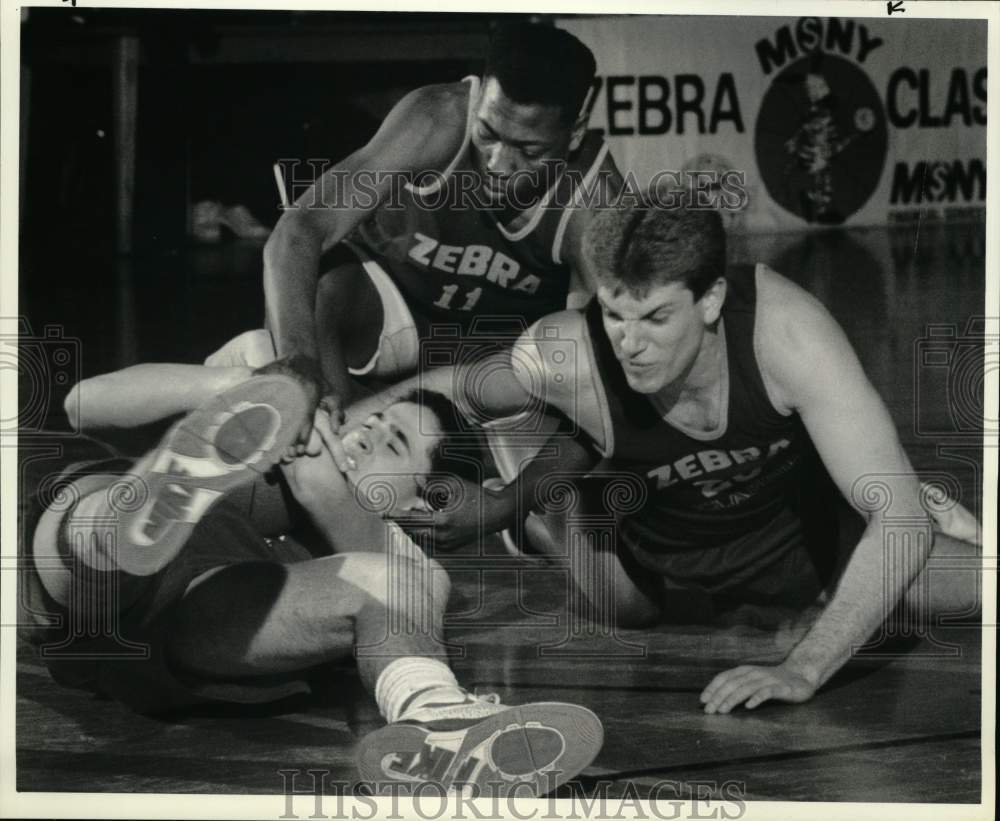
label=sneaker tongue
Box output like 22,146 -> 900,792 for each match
402,685 -> 470,715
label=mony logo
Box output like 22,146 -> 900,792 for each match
755,52 -> 887,224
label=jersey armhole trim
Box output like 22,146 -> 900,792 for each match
552,141 -> 610,266
580,315 -> 614,458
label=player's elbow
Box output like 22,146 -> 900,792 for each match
63,375 -> 113,431
866,505 -> 935,564
425,556 -> 452,605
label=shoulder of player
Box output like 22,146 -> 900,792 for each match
513,310 -> 590,396
753,263 -> 853,405
400,81 -> 469,125
373,82 -> 468,165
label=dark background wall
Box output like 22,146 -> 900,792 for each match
19,8 -> 514,254
17,8 -> 525,432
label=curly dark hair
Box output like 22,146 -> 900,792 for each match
483,22 -> 597,124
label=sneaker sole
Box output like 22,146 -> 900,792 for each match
356,702 -> 603,798
113,374 -> 310,576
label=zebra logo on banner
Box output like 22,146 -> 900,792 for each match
755,52 -> 888,224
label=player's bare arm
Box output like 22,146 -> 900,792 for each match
263,83 -> 468,399
701,266 -> 933,713
430,310 -> 608,548
65,364 -> 252,430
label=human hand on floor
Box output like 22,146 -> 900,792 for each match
699,662 -> 818,714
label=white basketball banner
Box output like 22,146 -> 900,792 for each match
558,15 -> 987,231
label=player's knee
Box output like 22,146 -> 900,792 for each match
204,329 -> 275,368
424,556 -> 452,605
63,382 -> 83,430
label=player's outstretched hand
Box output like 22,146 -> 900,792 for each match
699,663 -> 818,714
251,354 -> 354,466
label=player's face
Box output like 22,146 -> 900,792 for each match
598,281 -> 719,395
340,401 -> 443,513
470,76 -> 576,208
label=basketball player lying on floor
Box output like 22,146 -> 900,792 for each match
19,360 -> 603,796
212,23 -> 620,456
364,202 -> 984,715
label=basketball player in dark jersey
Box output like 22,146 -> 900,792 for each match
214,23 -> 621,465
20,365 -> 605,795
371,203 -> 982,713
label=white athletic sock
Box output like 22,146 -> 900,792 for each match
374,657 -> 464,723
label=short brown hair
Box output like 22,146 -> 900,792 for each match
584,202 -> 726,300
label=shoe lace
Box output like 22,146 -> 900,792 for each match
408,690 -> 504,721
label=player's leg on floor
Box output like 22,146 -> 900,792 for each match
165,543 -> 603,797
53,371 -> 312,578
204,328 -> 278,369
902,530 -> 982,621
164,550 -> 450,680
344,546 -> 604,797
539,479 -> 662,629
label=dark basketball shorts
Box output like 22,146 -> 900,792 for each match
617,506 -> 835,625
566,471 -> 850,625
17,435 -> 317,714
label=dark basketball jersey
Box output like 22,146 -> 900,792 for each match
586,264 -> 814,551
352,76 -> 614,336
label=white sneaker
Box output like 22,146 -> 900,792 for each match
112,372 -> 311,576
356,691 -> 603,798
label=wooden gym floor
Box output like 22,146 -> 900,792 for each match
14,222 -> 988,802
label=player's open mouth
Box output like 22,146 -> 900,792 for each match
341,427 -> 374,465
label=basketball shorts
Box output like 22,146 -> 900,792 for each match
564,471 -> 850,625
18,436 -> 319,714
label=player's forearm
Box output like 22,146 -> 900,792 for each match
488,429 -> 598,535
263,212 -> 325,363
65,364 -> 250,429
782,516 -> 932,688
